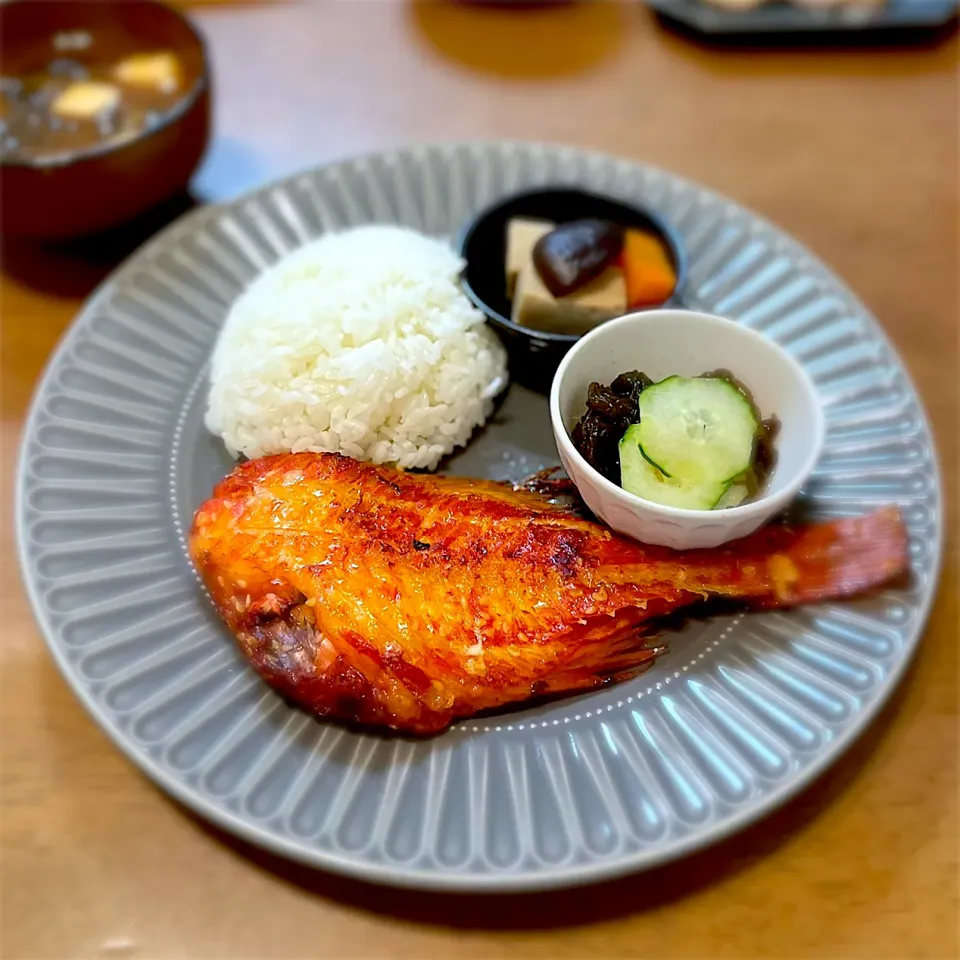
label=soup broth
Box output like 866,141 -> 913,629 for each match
1,28 -> 202,164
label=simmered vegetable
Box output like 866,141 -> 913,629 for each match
504,215 -> 677,335
532,219 -> 624,298
621,228 -> 677,308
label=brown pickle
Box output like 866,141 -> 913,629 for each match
571,370 -> 779,505
532,219 -> 624,298
571,371 -> 650,484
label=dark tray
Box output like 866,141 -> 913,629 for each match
643,0 -> 958,35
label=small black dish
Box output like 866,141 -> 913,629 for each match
458,187 -> 687,394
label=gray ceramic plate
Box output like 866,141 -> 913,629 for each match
17,142 -> 942,891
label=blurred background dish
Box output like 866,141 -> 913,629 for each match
0,0 -> 209,240
643,0 -> 958,34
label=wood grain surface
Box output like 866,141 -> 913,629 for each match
2,3 -> 957,958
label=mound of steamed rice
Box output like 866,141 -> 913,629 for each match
204,225 -> 508,470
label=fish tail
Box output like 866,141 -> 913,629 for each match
597,507 -> 910,609
747,506 -> 909,606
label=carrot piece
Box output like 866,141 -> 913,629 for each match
622,229 -> 677,307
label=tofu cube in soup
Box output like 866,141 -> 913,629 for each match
114,52 -> 181,93
51,81 -> 121,121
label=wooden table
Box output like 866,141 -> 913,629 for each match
2,3 -> 957,957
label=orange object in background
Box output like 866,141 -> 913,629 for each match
622,228 -> 678,307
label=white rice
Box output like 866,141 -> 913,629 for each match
204,225 -> 508,470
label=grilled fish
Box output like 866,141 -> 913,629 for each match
189,453 -> 908,734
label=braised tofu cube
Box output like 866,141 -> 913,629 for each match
511,260 -> 627,336
505,217 -> 554,299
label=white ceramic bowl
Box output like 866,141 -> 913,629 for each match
550,309 -> 826,550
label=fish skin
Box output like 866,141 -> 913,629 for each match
189,453 -> 908,734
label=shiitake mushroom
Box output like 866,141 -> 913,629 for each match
532,219 -> 624,297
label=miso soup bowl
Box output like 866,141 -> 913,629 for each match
0,0 -> 210,240
549,309 -> 826,550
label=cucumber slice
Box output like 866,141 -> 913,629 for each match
619,425 -> 726,510
636,376 -> 759,484
714,481 -> 749,510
